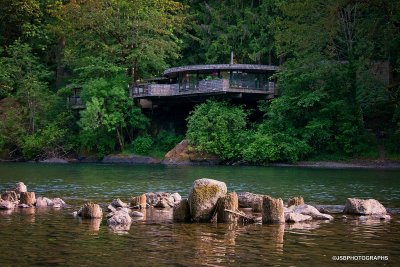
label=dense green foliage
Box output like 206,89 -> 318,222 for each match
0,0 -> 399,162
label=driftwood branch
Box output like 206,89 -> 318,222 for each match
224,209 -> 261,224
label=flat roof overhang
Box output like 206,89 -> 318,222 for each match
163,64 -> 279,78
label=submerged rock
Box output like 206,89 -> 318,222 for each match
237,192 -> 263,212
39,157 -> 68,164
79,202 -> 103,219
107,209 -> 132,226
359,214 -> 391,221
173,199 -> 191,222
262,196 -> 285,224
188,178 -> 227,222
20,192 -> 36,206
287,196 -> 304,207
343,198 -> 387,215
0,199 -> 15,209
292,204 -> 333,220
51,198 -> 66,208
131,211 -> 144,217
1,191 -> 18,202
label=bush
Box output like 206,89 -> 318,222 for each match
186,100 -> 248,160
132,134 -> 153,154
154,130 -> 182,152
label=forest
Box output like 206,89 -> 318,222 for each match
0,0 -> 399,163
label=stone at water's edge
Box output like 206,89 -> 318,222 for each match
13,182 -> 27,195
292,204 -> 333,220
130,194 -> 147,209
145,192 -> 179,208
20,192 -> 36,206
111,198 -> 127,208
188,178 -> 227,222
80,202 -> 103,219
343,198 -> 387,215
51,198 -> 66,208
237,192 -> 263,212
35,197 -> 53,207
132,211 -> 144,217
359,214 -> 391,221
173,199 -> 191,222
285,212 -> 312,223
163,140 -> 221,165
287,196 -> 304,207
1,191 -> 18,202
107,209 -> 132,226
262,196 -> 285,224
0,199 -> 15,209
217,192 -> 239,223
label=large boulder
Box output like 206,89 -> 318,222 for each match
237,192 -> 263,212
173,199 -> 191,222
188,178 -> 227,222
343,198 -> 387,215
285,212 -> 312,223
79,202 -> 103,219
1,191 -> 18,202
262,196 -> 285,224
292,204 -> 333,220
107,209 -> 132,227
20,192 -> 36,206
163,140 -> 221,165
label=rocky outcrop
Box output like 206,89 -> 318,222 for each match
173,199 -> 191,222
188,178 -> 227,222
287,196 -> 304,207
262,196 -> 285,224
20,192 -> 36,206
163,140 -> 221,165
1,191 -> 18,202
79,202 -> 103,219
102,154 -> 160,164
343,198 -> 387,215
237,192 -> 263,212
291,204 -> 333,220
217,192 -> 239,223
130,194 -> 147,209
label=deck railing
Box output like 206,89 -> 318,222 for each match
130,78 -> 276,98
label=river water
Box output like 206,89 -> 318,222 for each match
0,163 -> 399,266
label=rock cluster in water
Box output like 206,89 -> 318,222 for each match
0,182 -> 66,210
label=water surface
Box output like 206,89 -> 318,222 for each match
0,163 -> 399,266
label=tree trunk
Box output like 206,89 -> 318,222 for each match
262,196 -> 284,224
55,37 -> 66,88
217,192 -> 239,223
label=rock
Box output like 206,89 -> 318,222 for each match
107,209 -> 132,226
171,192 -> 182,204
359,214 -> 391,221
163,140 -> 221,165
20,192 -> 36,206
130,194 -> 147,209
154,198 -> 171,209
285,212 -> 312,223
188,178 -> 227,222
217,192 -> 239,223
145,192 -> 175,207
18,204 -> 30,208
292,204 -> 334,220
39,157 -> 68,164
173,199 -> 191,222
131,211 -> 144,217
314,205 -> 345,214
0,200 -> 15,209
237,192 -> 263,212
102,154 -> 160,164
1,191 -> 18,202
35,197 -> 53,207
107,204 -> 117,213
287,196 -> 304,207
111,198 -> 127,208
80,202 -> 103,219
262,196 -> 285,224
13,182 -> 27,195
343,198 -> 387,215
51,198 -> 66,208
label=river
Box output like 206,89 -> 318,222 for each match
0,163 -> 399,266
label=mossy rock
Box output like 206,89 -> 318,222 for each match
188,178 -> 227,222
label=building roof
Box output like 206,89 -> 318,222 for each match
163,64 -> 279,77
